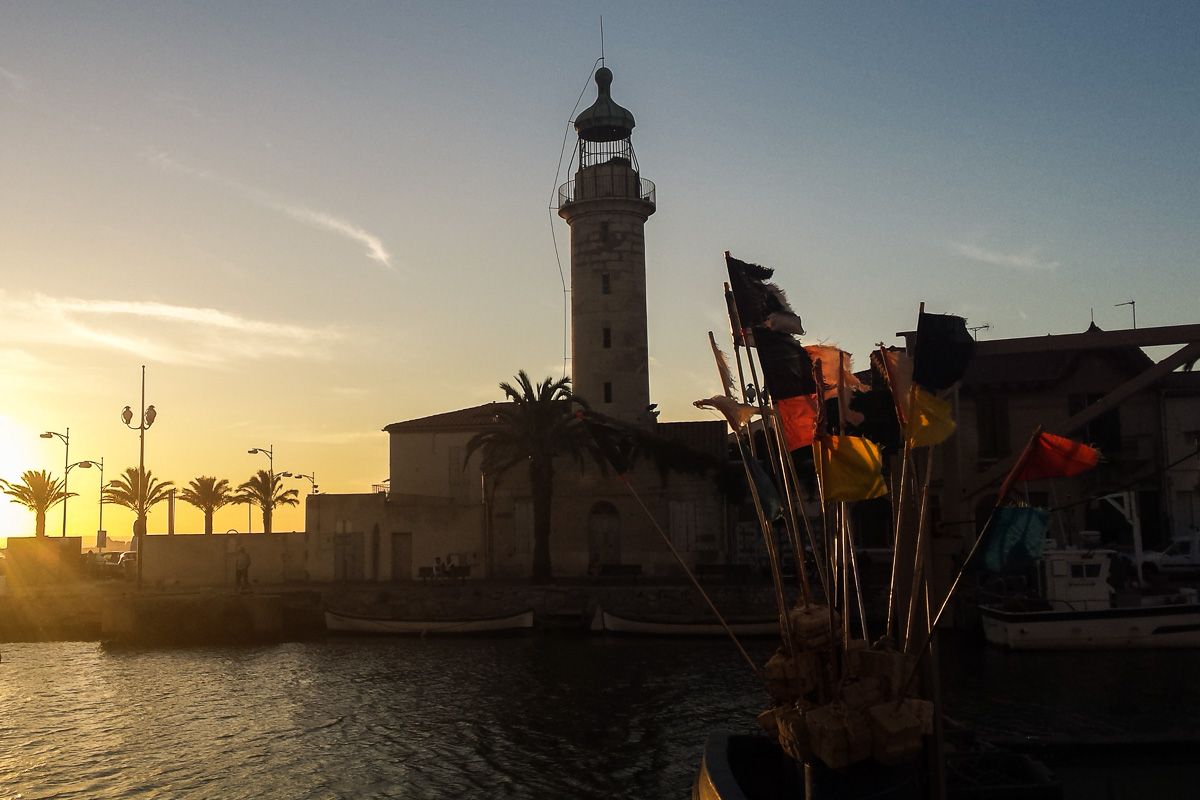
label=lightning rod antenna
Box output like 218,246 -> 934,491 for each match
600,16 -> 605,66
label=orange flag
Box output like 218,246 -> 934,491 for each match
777,394 -> 820,450
1013,432 -> 1101,482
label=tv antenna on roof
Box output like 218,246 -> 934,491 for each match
968,323 -> 991,340
1115,299 -> 1136,329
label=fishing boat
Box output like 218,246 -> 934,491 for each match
979,546 -> 1200,650
590,606 -> 779,637
323,607 -> 535,635
694,732 -> 1062,799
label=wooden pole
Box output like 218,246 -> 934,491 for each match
617,473 -> 763,677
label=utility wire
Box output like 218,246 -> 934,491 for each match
548,57 -> 603,380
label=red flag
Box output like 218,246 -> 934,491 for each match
776,394 -> 820,451
1013,432 -> 1100,482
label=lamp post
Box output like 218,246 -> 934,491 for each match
67,458 -> 103,547
121,366 -> 157,589
248,445 -> 274,533
280,471 -> 318,494
39,428 -> 69,536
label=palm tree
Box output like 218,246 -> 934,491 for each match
1,470 -> 73,537
103,467 -> 174,538
236,470 -> 298,535
179,476 -> 235,535
465,371 -> 600,583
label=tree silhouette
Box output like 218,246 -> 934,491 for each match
1,470 -> 73,537
465,371 -> 600,582
179,476 -> 235,535
103,467 -> 174,538
236,470 -> 298,535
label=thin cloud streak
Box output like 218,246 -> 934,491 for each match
0,291 -> 342,368
145,150 -> 393,269
948,241 -> 1060,272
0,66 -> 30,94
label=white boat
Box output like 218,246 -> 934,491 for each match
324,607 -> 535,635
979,547 -> 1200,650
590,606 -> 779,637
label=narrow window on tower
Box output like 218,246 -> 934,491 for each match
600,221 -> 610,242
602,326 -> 612,349
603,382 -> 613,404
601,272 -> 611,294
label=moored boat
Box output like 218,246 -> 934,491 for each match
979,547 -> 1200,650
590,606 -> 779,637
324,607 -> 535,635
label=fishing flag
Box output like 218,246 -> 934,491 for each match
708,331 -> 736,399
1012,432 -> 1101,482
725,253 -> 804,344
912,311 -> 975,392
872,347 -> 914,424
903,386 -> 956,448
776,394 -> 820,451
815,435 -> 888,502
755,328 -> 818,400
694,396 -> 759,431
747,459 -> 784,521
980,507 -> 1050,572
805,345 -> 868,400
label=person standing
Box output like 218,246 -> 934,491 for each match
235,545 -> 251,591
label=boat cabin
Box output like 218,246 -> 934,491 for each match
1038,547 -> 1113,611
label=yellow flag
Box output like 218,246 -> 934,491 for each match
904,386 -> 956,448
816,435 -> 888,502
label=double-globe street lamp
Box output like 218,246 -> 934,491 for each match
280,471 -> 318,494
39,428 -> 69,536
121,366 -> 157,589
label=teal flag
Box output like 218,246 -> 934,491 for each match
981,507 -> 1049,572
748,460 -> 783,522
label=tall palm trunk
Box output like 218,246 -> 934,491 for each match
204,511 -> 214,535
35,510 -> 46,537
262,508 -> 272,535
530,458 -> 554,583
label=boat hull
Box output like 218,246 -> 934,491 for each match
980,603 -> 1200,650
324,608 -> 535,635
591,607 -> 778,637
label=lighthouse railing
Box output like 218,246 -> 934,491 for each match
558,176 -> 655,208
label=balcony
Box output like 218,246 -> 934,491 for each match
558,175 -> 655,208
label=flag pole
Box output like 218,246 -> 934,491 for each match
878,345 -> 910,641
615,472 -> 763,677
896,426 -> 1044,697
724,282 -> 759,460
724,280 -> 811,602
836,350 -> 870,641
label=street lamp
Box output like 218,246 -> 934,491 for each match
121,366 -> 157,589
40,428 -> 69,536
248,445 -> 274,534
69,458 -> 104,548
280,471 -> 318,494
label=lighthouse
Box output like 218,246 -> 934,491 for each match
557,66 -> 656,423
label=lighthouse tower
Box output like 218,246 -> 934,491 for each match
558,66 -> 656,423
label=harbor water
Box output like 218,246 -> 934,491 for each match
1,634 -> 1197,799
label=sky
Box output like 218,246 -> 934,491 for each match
1,1 -> 1197,541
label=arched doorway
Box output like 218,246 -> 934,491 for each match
588,501 -> 621,573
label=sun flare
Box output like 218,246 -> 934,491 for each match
0,415 -> 40,538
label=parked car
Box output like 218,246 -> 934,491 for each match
1143,532 -> 1200,575
116,551 -> 137,579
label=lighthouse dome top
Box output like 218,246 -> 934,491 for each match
574,67 -> 636,143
